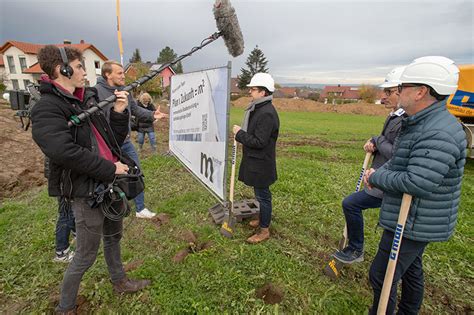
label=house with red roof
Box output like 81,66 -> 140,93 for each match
274,87 -> 298,98
320,85 -> 361,104
124,62 -> 175,88
0,40 -> 108,90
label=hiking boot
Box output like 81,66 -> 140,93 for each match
246,228 -> 270,244
113,277 -> 151,294
53,247 -> 74,263
136,208 -> 156,219
249,219 -> 260,228
333,246 -> 364,264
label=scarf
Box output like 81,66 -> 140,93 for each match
241,95 -> 273,131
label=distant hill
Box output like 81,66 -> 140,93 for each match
280,83 -> 361,90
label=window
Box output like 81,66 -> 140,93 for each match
23,79 -> 31,88
19,56 -> 28,72
94,60 -> 101,69
7,56 -> 16,74
12,79 -> 19,90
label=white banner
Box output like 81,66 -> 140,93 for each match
169,64 -> 230,201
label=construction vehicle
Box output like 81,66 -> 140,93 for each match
447,64 -> 474,158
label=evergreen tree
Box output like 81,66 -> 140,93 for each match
238,45 -> 269,90
157,46 -> 183,74
129,48 -> 142,63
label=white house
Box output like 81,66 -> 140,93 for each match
0,40 -> 108,90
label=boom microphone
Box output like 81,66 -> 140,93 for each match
213,0 -> 245,57
68,0 -> 245,127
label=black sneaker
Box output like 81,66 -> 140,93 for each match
53,247 -> 74,263
333,246 -> 364,264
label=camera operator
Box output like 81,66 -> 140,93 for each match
31,45 -> 151,314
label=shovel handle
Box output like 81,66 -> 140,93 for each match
377,193 -> 413,314
340,152 -> 373,250
229,139 -> 237,205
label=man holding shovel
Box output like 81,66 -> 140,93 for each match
332,66 -> 407,264
233,73 -> 280,244
364,56 -> 466,314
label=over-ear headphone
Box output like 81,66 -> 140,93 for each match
58,47 -> 74,79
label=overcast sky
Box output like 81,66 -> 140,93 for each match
1,0 -> 472,84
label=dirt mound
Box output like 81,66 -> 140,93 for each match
256,282 -> 285,304
232,97 -> 391,116
0,102 -> 46,201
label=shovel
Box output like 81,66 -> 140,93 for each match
220,139 -> 237,238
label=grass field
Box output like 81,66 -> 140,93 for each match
1,107 -> 473,313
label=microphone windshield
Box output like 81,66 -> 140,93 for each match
213,0 -> 244,57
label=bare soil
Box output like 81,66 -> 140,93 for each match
255,282 -> 285,305
0,101 -> 46,201
232,97 -> 391,116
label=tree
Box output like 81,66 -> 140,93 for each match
125,62 -> 162,97
129,48 -> 142,63
0,72 -> 9,93
157,46 -> 183,74
359,84 -> 379,103
237,45 -> 269,90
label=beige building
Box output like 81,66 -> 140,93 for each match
0,40 -> 108,90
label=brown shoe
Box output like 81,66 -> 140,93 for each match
249,219 -> 260,228
246,228 -> 270,244
113,277 -> 151,294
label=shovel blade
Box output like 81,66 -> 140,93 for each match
220,214 -> 236,238
323,258 -> 344,280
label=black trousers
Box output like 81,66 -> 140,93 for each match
369,230 -> 428,315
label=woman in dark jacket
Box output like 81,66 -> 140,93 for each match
233,73 -> 280,244
136,93 -> 157,152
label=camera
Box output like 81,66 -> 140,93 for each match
5,84 -> 41,130
9,89 -> 31,111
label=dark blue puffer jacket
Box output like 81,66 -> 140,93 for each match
369,100 -> 467,242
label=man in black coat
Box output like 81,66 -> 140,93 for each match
233,73 -> 280,244
31,46 -> 150,314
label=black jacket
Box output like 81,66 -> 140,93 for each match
136,101 -> 156,132
235,100 -> 280,188
31,81 -> 130,198
366,109 -> 405,198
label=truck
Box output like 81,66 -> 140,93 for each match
447,64 -> 474,158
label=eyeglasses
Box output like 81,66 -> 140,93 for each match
397,83 -> 424,93
383,88 -> 398,97
249,87 -> 259,92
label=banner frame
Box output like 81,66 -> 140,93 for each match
168,62 -> 232,204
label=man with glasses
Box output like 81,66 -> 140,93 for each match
233,73 -> 280,244
332,67 -> 406,264
364,56 -> 466,314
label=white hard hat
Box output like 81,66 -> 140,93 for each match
2,93 -> 9,101
247,73 -> 275,92
400,56 -> 459,95
380,66 -> 406,88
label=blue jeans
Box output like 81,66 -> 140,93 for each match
342,190 -> 382,251
369,230 -> 428,315
121,140 -> 145,212
254,187 -> 272,228
137,131 -> 156,151
55,197 -> 76,252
